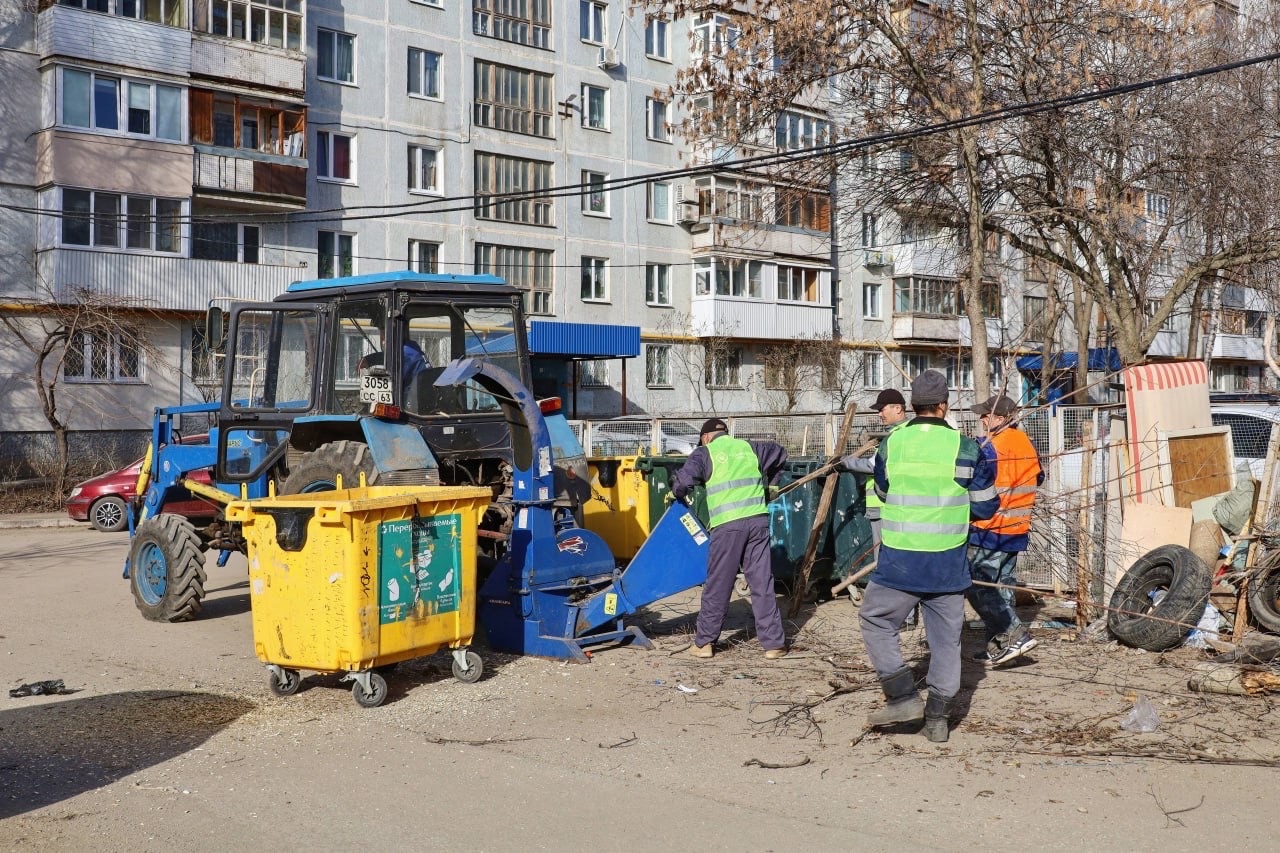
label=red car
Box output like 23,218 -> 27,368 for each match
66,438 -> 217,532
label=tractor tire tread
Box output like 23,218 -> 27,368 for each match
130,514 -> 206,623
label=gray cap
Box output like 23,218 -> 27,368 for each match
972,395 -> 1016,417
910,369 -> 950,406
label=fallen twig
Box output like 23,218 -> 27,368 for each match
1148,785 -> 1204,829
743,756 -> 811,769
848,726 -> 872,748
599,733 -> 638,749
1016,747 -> 1280,768
423,735 -> 538,746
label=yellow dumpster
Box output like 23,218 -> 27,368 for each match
225,484 -> 493,707
580,456 -> 651,560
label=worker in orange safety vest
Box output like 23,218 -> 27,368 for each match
967,394 -> 1044,668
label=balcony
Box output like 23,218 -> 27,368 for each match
37,5 -> 191,76
889,241 -> 956,278
690,219 -> 828,258
194,147 -> 306,208
892,314 -> 961,342
37,248 -> 306,313
190,34 -> 305,93
690,295 -> 832,340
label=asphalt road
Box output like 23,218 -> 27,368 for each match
2,526 -> 1276,851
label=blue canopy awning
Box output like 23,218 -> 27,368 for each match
1016,347 -> 1122,373
466,322 -> 640,359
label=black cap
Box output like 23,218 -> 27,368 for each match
972,395 -> 1016,417
700,417 -> 728,436
910,369 -> 950,406
870,388 -> 906,412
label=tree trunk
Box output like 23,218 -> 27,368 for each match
961,134 -> 991,401
1072,287 -> 1094,404
1201,272 -> 1224,374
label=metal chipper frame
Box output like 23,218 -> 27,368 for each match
435,358 -> 712,661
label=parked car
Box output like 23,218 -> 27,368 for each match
66,436 -> 216,532
589,420 -> 701,456
1210,405 -> 1280,481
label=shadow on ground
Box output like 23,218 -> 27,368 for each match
0,690 -> 255,818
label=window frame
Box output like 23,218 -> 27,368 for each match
409,239 -> 440,273
408,144 -> 442,195
581,170 -> 609,217
63,328 -> 144,385
579,358 -> 610,388
60,67 -> 184,142
472,0 -> 552,49
646,344 -> 672,387
863,351 -> 884,389
407,47 -> 442,100
317,230 -> 355,279
60,187 -> 182,254
645,17 -> 670,60
646,97 -> 671,143
581,83 -> 609,131
706,347 -> 743,389
580,256 -> 608,302
475,242 -> 554,314
647,181 -> 673,224
862,281 -> 882,320
473,60 -> 555,139
316,27 -> 356,85
579,0 -> 606,44
474,151 -> 554,226
316,130 -> 355,183
645,263 -> 672,306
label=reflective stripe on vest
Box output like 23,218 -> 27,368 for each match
705,436 -> 767,528
864,420 -> 907,518
971,427 -> 1041,537
880,423 -> 969,553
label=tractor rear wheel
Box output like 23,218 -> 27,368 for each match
281,441 -> 379,494
130,514 -> 207,622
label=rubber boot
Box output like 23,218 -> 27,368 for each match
867,667 -> 924,727
923,689 -> 955,743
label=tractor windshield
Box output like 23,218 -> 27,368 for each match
401,302 -> 523,417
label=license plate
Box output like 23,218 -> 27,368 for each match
359,374 -> 393,404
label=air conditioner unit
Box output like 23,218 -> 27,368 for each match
597,47 -> 620,69
864,250 -> 893,268
678,208 -> 700,225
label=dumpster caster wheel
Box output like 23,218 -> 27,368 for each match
352,672 -> 388,708
268,667 -> 301,697
451,650 -> 484,684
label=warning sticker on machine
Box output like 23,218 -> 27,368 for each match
378,514 -> 463,624
679,512 -> 709,546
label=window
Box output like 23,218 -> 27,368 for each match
61,188 -> 180,252
692,13 -> 740,56
474,152 -> 554,225
901,352 -> 931,388
645,17 -> 669,59
61,69 -> 183,141
317,28 -> 355,83
119,0 -> 187,27
692,257 -> 762,298
646,98 -> 670,142
1146,191 -> 1169,223
648,181 -> 672,223
1146,299 -> 1176,332
192,221 -> 259,263
779,266 -> 821,302
863,352 -> 884,389
580,359 -> 609,387
894,275 -> 957,316
317,230 -> 354,278
581,256 -> 607,300
581,84 -> 608,130
473,0 -> 551,49
710,178 -> 766,223
408,145 -> 441,194
409,240 -> 439,273
863,282 -> 882,319
474,60 -> 554,139
579,0 -> 605,43
1023,295 -> 1048,341
775,189 -> 830,231
316,131 -> 354,181
205,0 -> 300,48
776,111 -> 829,151
64,329 -> 142,383
646,263 -> 671,305
582,170 -> 608,215
861,212 -> 878,248
192,90 -> 305,156
408,48 -> 441,99
706,347 -> 742,388
646,344 -> 671,387
475,243 -> 553,314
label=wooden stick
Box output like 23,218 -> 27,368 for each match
830,560 -> 878,596
774,437 -> 877,498
1233,406 -> 1280,639
788,402 -> 858,617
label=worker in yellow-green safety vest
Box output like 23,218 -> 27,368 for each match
670,418 -> 790,661
841,388 -> 910,548
859,370 -> 999,744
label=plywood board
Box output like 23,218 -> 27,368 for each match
1123,361 -> 1210,502
1158,427 -> 1233,508
1112,500 -> 1192,591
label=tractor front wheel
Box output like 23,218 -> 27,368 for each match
130,514 -> 207,622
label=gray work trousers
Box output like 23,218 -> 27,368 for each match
859,580 -> 963,698
696,514 -> 786,650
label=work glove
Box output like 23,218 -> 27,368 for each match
663,491 -> 676,505
766,485 -> 781,501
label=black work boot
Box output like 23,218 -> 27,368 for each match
867,667 -> 924,727
923,689 -> 955,743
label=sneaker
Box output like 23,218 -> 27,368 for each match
688,643 -> 713,659
989,633 -> 1038,667
763,647 -> 788,660
972,650 -> 992,663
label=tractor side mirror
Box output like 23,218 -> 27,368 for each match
205,307 -> 227,353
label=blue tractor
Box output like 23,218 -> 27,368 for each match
127,272 -> 589,622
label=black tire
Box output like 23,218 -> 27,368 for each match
451,650 -> 484,683
89,495 -> 128,533
1247,556 -> 1280,633
281,440 -> 379,494
129,514 -> 207,622
352,671 -> 388,708
1107,545 -> 1211,651
269,668 -> 301,697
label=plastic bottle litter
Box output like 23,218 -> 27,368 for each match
1183,602 -> 1221,650
1119,695 -> 1160,733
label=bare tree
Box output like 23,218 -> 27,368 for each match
652,311 -> 741,415
1,279 -> 162,498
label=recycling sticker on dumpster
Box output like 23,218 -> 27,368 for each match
378,514 -> 463,624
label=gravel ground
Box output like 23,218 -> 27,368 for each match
2,527 -> 1278,850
